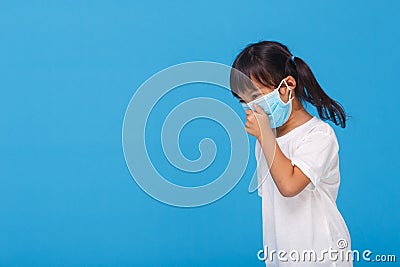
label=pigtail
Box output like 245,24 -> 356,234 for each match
293,56 -> 347,128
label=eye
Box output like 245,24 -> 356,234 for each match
252,93 -> 261,100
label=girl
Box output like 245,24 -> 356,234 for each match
230,41 -> 352,266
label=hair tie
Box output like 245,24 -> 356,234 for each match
291,55 -> 296,65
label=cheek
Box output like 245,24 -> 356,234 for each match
278,89 -> 291,103
280,94 -> 289,103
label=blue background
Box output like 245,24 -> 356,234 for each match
1,0 -> 399,266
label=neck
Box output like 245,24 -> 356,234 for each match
275,99 -> 313,138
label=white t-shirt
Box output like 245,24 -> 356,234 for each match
256,116 -> 352,267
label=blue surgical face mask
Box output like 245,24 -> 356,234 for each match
242,79 -> 294,128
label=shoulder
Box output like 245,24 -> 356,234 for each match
300,117 -> 339,150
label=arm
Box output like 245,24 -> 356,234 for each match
246,105 -> 311,197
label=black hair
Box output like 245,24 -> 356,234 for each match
230,41 -> 347,128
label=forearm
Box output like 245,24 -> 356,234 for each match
258,129 -> 308,197
244,105 -> 311,197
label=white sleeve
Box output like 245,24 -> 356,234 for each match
290,131 -> 339,190
255,140 -> 263,197
256,167 -> 265,197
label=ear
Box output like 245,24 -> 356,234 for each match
285,75 -> 296,90
278,75 -> 296,96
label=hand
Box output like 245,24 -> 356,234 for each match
245,104 -> 272,143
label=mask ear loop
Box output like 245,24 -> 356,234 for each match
282,79 -> 294,102
276,79 -> 285,91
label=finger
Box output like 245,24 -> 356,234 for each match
246,114 -> 255,122
245,109 -> 252,115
